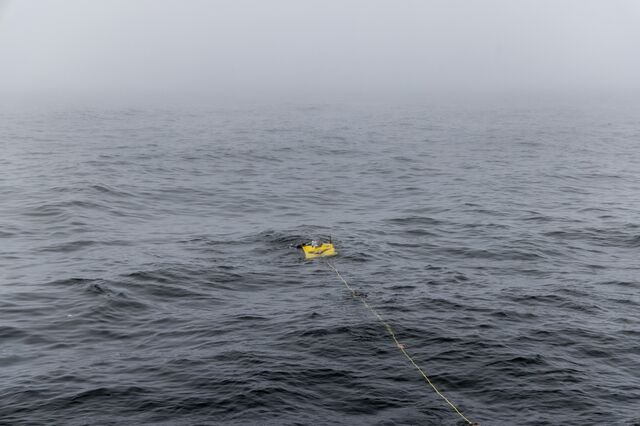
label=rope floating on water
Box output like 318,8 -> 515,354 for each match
325,260 -> 477,426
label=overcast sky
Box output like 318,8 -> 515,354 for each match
0,0 -> 639,97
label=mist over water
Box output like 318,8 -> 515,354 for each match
1,0 -> 640,95
1,97 -> 640,425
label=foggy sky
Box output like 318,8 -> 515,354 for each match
1,0 -> 639,97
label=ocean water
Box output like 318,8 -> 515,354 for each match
1,96 -> 639,425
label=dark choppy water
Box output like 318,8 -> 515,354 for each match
2,97 -> 640,425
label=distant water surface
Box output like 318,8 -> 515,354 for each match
1,96 -> 640,425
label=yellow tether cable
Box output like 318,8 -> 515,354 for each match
325,260 -> 477,426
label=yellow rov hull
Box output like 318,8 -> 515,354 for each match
301,243 -> 337,260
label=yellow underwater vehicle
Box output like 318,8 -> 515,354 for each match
299,238 -> 337,260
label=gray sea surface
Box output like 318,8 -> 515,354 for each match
1,96 -> 640,425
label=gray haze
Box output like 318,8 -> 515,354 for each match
1,0 -> 639,97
